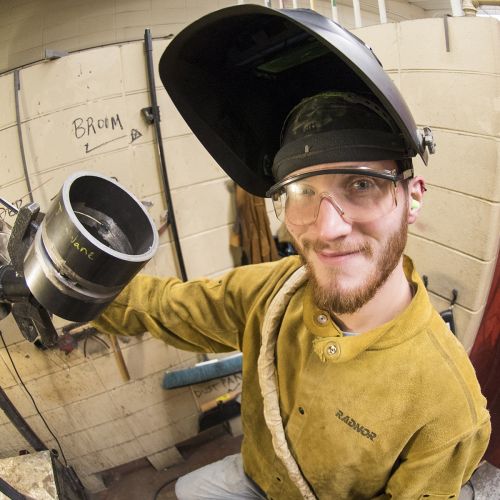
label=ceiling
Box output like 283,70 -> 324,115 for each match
406,0 -> 454,11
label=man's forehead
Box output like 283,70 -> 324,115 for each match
288,160 -> 398,178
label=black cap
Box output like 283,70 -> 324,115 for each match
273,91 -> 409,181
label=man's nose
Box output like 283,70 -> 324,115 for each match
314,196 -> 352,239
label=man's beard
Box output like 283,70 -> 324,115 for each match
295,213 -> 408,315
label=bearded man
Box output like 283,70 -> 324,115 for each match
92,6 -> 490,499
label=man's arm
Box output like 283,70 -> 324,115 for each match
92,273 -> 245,352
92,258 -> 300,353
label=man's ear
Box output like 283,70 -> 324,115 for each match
407,176 -> 426,224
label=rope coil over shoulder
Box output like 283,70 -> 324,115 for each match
257,265 -> 317,499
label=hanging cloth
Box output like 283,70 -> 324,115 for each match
232,185 -> 280,265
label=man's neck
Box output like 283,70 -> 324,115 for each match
333,258 -> 413,334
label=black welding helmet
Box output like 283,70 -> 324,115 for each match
159,5 -> 435,197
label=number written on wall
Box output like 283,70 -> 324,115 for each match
72,113 -> 143,153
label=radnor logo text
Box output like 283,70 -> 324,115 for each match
335,409 -> 377,441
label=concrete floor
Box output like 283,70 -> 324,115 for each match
471,461 -> 500,500
90,426 -> 243,500
90,431 -> 500,500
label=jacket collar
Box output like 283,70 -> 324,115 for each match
302,256 -> 434,363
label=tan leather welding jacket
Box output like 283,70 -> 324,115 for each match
93,256 -> 490,499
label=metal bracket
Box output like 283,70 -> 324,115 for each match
443,14 -> 452,52
422,126 -> 436,155
44,49 -> 69,60
7,202 -> 43,276
141,106 -> 160,124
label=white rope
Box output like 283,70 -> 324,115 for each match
257,266 -> 317,499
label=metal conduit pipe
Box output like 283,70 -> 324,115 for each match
352,0 -> 362,27
378,0 -> 388,23
331,1 -> 340,22
143,30 -> 188,282
14,70 -> 33,204
0,385 -> 47,451
450,0 -> 464,15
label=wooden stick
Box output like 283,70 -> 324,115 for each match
109,335 -> 130,382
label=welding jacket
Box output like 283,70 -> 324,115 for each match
93,255 -> 490,499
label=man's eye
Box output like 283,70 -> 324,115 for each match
289,184 -> 315,197
350,178 -> 375,192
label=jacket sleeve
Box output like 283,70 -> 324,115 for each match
91,259 -> 298,353
91,273 -> 247,352
373,415 -> 491,499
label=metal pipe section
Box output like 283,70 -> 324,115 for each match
143,29 -> 188,282
450,0 -> 464,15
0,476 -> 27,500
13,71 -> 33,204
23,172 -> 158,321
0,384 -> 47,451
0,197 -> 20,215
378,0 -> 388,23
352,0 -> 362,27
331,0 -> 340,22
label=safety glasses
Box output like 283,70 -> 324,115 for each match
266,166 -> 413,226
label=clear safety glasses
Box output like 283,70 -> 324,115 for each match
266,166 -> 413,226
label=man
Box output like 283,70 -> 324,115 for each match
93,6 -> 490,499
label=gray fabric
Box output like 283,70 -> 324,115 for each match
175,453 -> 266,499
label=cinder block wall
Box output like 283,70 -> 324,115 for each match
0,0 -> 498,494
0,38 -> 242,492
0,0 -> 426,73
354,17 -> 500,351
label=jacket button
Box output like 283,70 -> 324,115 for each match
315,313 -> 329,325
325,343 -> 338,357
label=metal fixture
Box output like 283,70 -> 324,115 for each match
44,49 -> 69,60
143,29 -> 188,282
22,171 -> 159,322
13,71 -> 33,204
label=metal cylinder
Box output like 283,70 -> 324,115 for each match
23,171 -> 158,322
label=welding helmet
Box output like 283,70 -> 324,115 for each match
159,5 -> 435,197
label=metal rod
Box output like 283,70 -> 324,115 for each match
13,70 -> 33,204
450,0 -> 464,15
143,29 -> 188,282
444,14 -> 451,52
352,0 -> 362,28
331,0 -> 339,22
0,197 -> 20,214
0,385 -> 48,451
0,476 -> 27,500
378,0 -> 388,23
